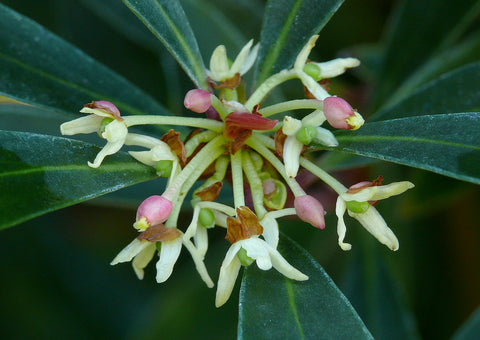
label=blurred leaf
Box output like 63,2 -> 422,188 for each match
382,30 -> 480,108
122,0 -> 208,90
373,0 -> 480,107
0,3 -> 169,117
238,234 -> 372,339
0,130 -> 157,229
314,113 -> 480,185
341,248 -> 420,340
254,0 -> 345,86
373,62 -> 480,121
452,305 -> 480,340
315,152 -> 378,172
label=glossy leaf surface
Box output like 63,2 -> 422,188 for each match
122,0 -> 208,89
0,3 -> 169,117
0,131 -> 157,229
238,235 -> 372,339
320,113 -> 480,185
254,0 -> 345,85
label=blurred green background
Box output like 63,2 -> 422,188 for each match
1,0 -> 479,339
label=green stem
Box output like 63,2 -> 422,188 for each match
210,95 -> 230,121
231,150 -> 245,208
299,158 -> 347,194
124,115 -> 223,133
259,99 -> 323,118
242,151 -> 267,218
184,130 -> 218,157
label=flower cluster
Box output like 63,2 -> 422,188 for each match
60,36 -> 413,307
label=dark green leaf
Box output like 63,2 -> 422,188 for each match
373,0 -> 480,107
0,3 -> 169,117
0,130 -> 157,229
238,234 -> 372,340
254,0 -> 345,86
373,62 -> 480,121
122,0 -> 208,89
341,247 -> 420,340
452,305 -> 480,340
320,113 -> 480,185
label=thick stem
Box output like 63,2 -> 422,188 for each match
124,115 -> 223,133
242,151 -> 267,218
259,99 -> 323,118
231,150 -> 245,208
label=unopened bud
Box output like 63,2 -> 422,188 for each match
323,97 -> 364,130
294,195 -> 325,229
134,195 -> 173,231
184,89 -> 211,113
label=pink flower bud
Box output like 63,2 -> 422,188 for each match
84,101 -> 122,121
135,195 -> 173,230
184,89 -> 211,113
323,97 -> 357,130
294,195 -> 325,229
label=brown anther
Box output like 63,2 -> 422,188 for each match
213,73 -> 241,90
230,129 -> 252,154
161,129 -> 187,167
274,129 -> 287,158
225,206 -> 263,244
195,181 -> 223,201
137,224 -> 181,243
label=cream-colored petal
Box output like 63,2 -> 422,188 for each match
314,127 -> 339,147
209,45 -> 229,81
124,133 -> 161,149
241,238 -> 272,271
283,135 -> 303,178
335,197 -> 352,251
155,237 -> 182,283
88,121 -> 127,168
80,107 -> 114,118
215,249 -> 242,307
316,58 -> 360,78
132,243 -> 156,280
184,205 -> 201,240
298,72 -> 330,100
214,211 -> 229,228
182,237 -> 214,288
282,116 -> 302,136
265,243 -> 308,281
128,150 -> 157,167
60,115 -> 103,135
342,181 -> 415,202
110,238 -> 151,265
240,43 -> 259,75
301,109 -> 326,127
194,225 -> 209,258
230,39 -> 253,77
294,35 -> 318,69
260,216 -> 279,248
348,206 -> 399,251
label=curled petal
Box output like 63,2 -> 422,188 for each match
348,206 -> 399,251
230,39 -> 254,76
241,238 -> 272,271
215,246 -> 242,307
156,237 -> 183,283
240,43 -> 259,75
282,116 -> 302,136
283,135 -> 303,178
110,238 -> 151,265
265,243 -> 308,281
315,127 -> 339,147
315,58 -> 360,78
132,243 -> 156,280
294,35 -> 318,69
88,120 -> 128,168
194,225 -> 209,258
342,181 -> 415,202
260,216 -> 279,248
182,237 -> 214,288
335,197 -> 352,251
60,115 -> 103,135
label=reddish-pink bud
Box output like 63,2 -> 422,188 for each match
184,89 -> 211,113
323,97 -> 355,129
84,100 -> 122,120
136,195 -> 173,227
294,195 -> 325,229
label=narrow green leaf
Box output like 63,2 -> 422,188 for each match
0,130 -> 157,229
319,113 -> 480,185
238,235 -> 372,339
122,0 -> 208,89
0,3 -> 170,117
373,62 -> 480,121
452,305 -> 480,340
373,0 -> 480,107
254,0 -> 345,86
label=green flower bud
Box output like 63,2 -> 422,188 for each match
303,63 -> 322,81
237,248 -> 254,266
295,125 -> 317,145
346,200 -> 370,214
97,117 -> 114,137
199,208 -> 215,227
156,160 -> 173,177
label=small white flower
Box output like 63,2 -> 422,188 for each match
208,39 -> 259,82
335,179 -> 415,251
215,236 -> 308,307
60,101 -> 128,168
